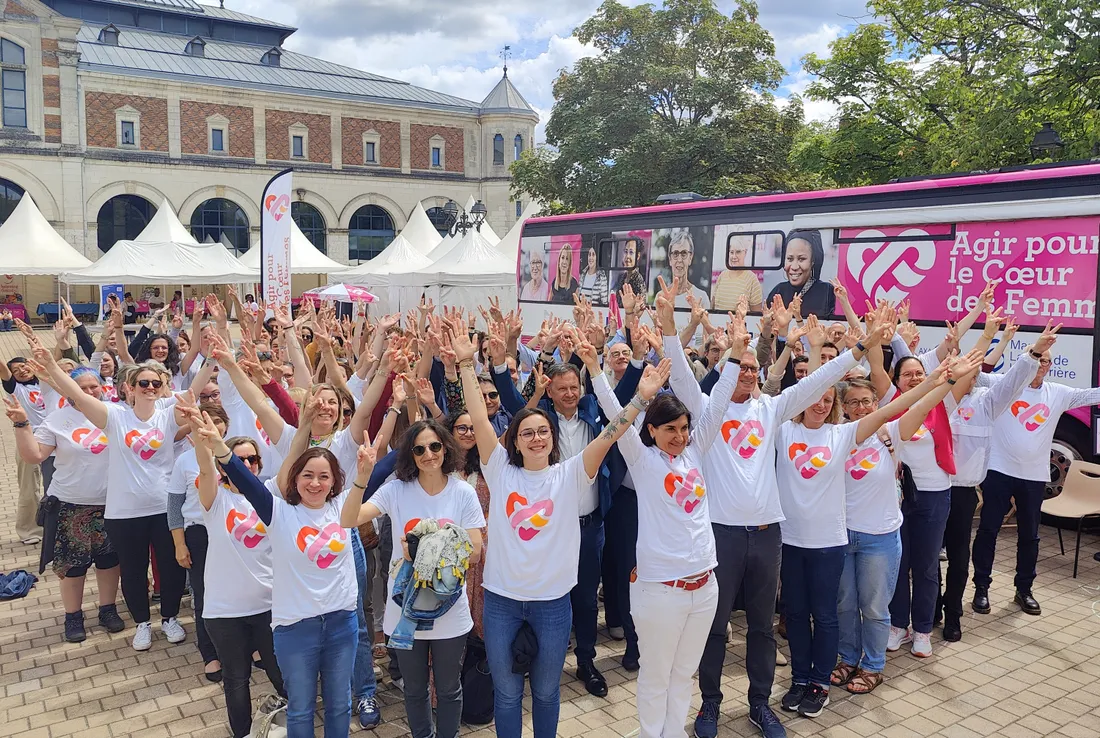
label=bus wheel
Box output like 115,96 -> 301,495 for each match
1048,439 -> 1082,500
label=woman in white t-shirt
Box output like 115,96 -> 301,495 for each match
450,325 -> 639,738
36,345 -> 193,653
5,367 -> 125,643
341,419 -> 485,738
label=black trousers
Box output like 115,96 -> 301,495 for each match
184,525 -> 218,663
602,486 -> 639,649
105,514 -> 186,624
972,469 -> 1046,592
206,612 -> 286,738
937,486 -> 979,620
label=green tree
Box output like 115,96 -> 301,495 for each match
797,0 -> 1100,186
510,0 -> 806,212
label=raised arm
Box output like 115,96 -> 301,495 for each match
858,358 -> 953,444
581,358 -> 670,479
4,398 -> 54,464
179,304 -> 205,374
210,335 -> 286,444
195,411 -> 274,524
691,325 -> 747,453
831,280 -> 862,331
340,439 -> 382,528
657,277 -> 704,417
31,341 -> 108,429
451,328 -> 500,465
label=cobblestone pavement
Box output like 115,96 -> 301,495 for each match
1,328 -> 1099,738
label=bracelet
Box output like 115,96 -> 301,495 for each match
215,451 -> 233,463
947,379 -> 957,385
386,407 -> 400,417
1028,349 -> 1042,359
727,357 -> 741,365
630,395 -> 651,412
855,341 -> 866,353
352,481 -> 367,490
458,359 -> 475,370
12,420 -> 28,429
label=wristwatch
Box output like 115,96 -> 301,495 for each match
1028,348 -> 1042,360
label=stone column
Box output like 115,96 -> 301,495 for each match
167,92 -> 181,159
254,105 -> 267,165
328,228 -> 350,266
400,120 -> 411,174
331,113 -> 342,170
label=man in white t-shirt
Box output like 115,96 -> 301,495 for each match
2,355 -> 48,543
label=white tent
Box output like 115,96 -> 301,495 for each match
398,202 -> 444,254
496,201 -> 543,262
393,229 -> 516,314
62,199 -> 257,285
238,219 -> 348,274
338,234 -> 432,313
0,195 -> 92,275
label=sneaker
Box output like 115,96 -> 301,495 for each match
693,700 -> 719,738
98,604 -> 125,633
608,626 -> 625,641
781,683 -> 807,712
911,631 -> 933,658
64,612 -> 86,643
161,617 -> 186,644
132,621 -> 153,651
797,684 -> 830,718
886,625 -> 912,652
356,696 -> 381,729
748,702 -> 787,738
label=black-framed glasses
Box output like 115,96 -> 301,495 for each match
199,390 -> 221,402
518,427 -> 552,441
413,441 -> 444,456
237,454 -> 260,465
453,424 -> 475,436
482,391 -> 499,400
137,379 -> 164,389
844,398 -> 875,408
1039,359 -> 1052,367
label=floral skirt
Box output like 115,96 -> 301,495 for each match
53,503 -> 116,577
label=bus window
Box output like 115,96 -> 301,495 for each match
724,230 -> 785,270
600,236 -> 650,305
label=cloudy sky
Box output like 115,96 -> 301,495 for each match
227,0 -> 873,140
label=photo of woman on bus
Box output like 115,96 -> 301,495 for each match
711,233 -> 765,312
550,243 -> 580,304
612,237 -> 648,301
519,246 -> 549,302
766,229 -> 836,319
578,245 -> 608,305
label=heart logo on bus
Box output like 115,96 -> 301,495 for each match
845,230 -> 937,304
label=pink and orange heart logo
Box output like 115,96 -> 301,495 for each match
664,469 -> 706,513
956,407 -> 975,421
124,428 -> 164,460
1011,401 -> 1050,432
721,419 -> 765,459
843,230 -> 937,305
296,522 -> 346,568
264,193 -> 290,221
845,447 -> 880,480
506,492 -> 553,542
227,509 -> 267,549
788,443 -> 832,479
403,517 -> 455,536
27,390 -> 44,410
909,424 -> 929,442
255,418 -> 271,445
72,427 -> 108,454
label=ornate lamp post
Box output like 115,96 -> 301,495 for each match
443,199 -> 487,237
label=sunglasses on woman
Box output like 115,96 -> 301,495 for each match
413,441 -> 444,456
237,454 -> 261,465
482,391 -> 500,400
136,379 -> 164,389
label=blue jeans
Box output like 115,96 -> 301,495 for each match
273,609 -> 357,738
571,517 -> 603,662
483,590 -> 572,738
837,529 -> 902,673
891,489 -> 951,634
351,529 -> 377,702
781,543 -> 846,687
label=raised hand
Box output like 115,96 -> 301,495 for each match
637,358 -> 671,401
1033,319 -> 1062,354
488,296 -> 504,325
3,395 -> 27,425
391,375 -> 408,406
726,312 -> 751,356
575,339 -> 599,369
771,295 -> 792,331
805,314 -> 825,347
831,279 -> 849,305
533,362 -> 552,394
655,275 -> 677,334
418,297 -> 436,316
414,377 -> 436,407
1002,316 -> 1019,341
736,294 -> 749,322
356,436 -> 381,477
620,283 -> 638,316
192,410 -> 228,454
449,327 -> 476,363
978,279 -> 998,307
789,293 -> 803,323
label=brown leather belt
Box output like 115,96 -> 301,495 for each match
630,567 -> 712,592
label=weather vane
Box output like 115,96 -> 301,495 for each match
500,45 -> 511,76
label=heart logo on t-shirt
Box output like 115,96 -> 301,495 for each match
721,419 -> 765,459
788,443 -> 832,479
255,418 -> 271,446
227,509 -> 267,548
71,427 -> 108,454
1011,400 -> 1050,432
956,407 -> 975,421
27,390 -> 45,410
124,428 -> 164,460
403,517 -> 456,536
908,424 -> 929,442
296,522 -> 346,568
845,447 -> 880,480
505,492 -> 553,542
663,469 -> 706,513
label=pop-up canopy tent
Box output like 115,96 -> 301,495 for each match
0,194 -> 92,274
392,229 -> 516,314
338,234 -> 431,313
61,199 -> 257,284
496,201 -> 542,263
238,219 -> 348,274
399,202 -> 444,254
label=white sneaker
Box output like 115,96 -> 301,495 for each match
608,626 -> 625,641
911,631 -> 933,658
161,617 -> 186,644
886,626 -> 912,652
132,622 -> 153,651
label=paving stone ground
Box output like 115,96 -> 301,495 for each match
1,327 -> 1099,738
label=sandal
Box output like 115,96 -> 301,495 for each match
830,662 -> 858,687
845,668 -> 884,694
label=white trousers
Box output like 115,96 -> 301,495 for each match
631,574 -> 719,738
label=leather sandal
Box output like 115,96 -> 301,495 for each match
830,662 -> 858,687
845,668 -> 884,695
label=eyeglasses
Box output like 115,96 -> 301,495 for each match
518,427 -> 553,441
256,351 -> 273,361
1039,359 -> 1052,367
237,454 -> 260,465
609,350 -> 632,359
413,441 -> 444,456
453,424 -> 475,436
740,365 -> 760,374
199,390 -> 221,402
136,379 -> 164,389
342,408 -> 354,417
844,398 -> 875,408
670,249 -> 692,260
482,391 -> 499,400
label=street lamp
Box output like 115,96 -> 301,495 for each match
1030,122 -> 1065,160
445,199 -> 487,237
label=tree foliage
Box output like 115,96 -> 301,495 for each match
797,0 -> 1100,186
510,0 -> 807,212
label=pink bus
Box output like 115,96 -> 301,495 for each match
517,161 -> 1100,496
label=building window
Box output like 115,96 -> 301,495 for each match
291,201 -> 326,253
211,128 -> 224,152
190,198 -> 250,255
431,147 -> 442,167
0,177 -> 25,226
97,194 -> 154,253
516,200 -> 522,218
425,206 -> 453,237
120,120 -> 136,146
514,134 -> 523,160
0,39 -> 27,130
261,47 -> 281,66
185,37 -> 205,57
292,135 -> 304,157
493,133 -> 504,165
365,141 -> 376,163
98,24 -> 120,46
348,205 -> 395,263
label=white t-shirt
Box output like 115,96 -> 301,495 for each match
33,405 -> 109,505
167,448 -> 205,527
172,362 -> 201,393
201,487 -> 273,619
370,476 -> 486,640
102,402 -> 180,519
268,490 -> 356,627
217,370 -> 282,481
776,421 -> 859,548
275,422 -> 359,480
880,384 -> 952,491
843,420 -> 903,535
481,444 -> 594,601
12,382 -> 48,427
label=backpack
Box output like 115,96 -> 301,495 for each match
461,633 -> 494,725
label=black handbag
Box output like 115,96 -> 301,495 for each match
899,462 -> 919,506
461,634 -> 494,725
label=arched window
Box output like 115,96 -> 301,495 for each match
97,195 -> 154,252
425,206 -> 453,237
348,205 -> 395,263
0,177 -> 24,226
1,38 -> 27,129
291,201 -> 326,254
190,198 -> 250,255
514,134 -> 523,160
493,133 -> 504,166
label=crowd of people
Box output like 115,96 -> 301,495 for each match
1,276 -> 1091,738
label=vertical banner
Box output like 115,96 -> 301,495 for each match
260,168 -> 293,312
100,284 -> 124,318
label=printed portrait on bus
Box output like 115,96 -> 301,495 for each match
650,226 -> 714,309
577,243 -> 609,305
548,236 -> 581,305
763,229 -> 839,319
610,232 -> 649,303
518,237 -> 551,302
710,226 -> 786,312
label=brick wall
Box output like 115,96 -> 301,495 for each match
265,110 -> 331,164
44,114 -> 61,143
41,38 -> 59,69
341,117 -> 400,168
410,124 -> 464,172
3,0 -> 35,18
85,92 -> 169,152
180,101 -> 254,158
42,76 -> 60,108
